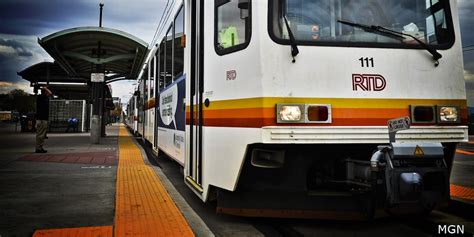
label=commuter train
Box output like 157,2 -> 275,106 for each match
125,93 -> 139,134
129,0 -> 467,219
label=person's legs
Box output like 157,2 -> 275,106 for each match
35,120 -> 47,151
45,121 -> 48,138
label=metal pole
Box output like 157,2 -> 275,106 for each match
99,3 -> 104,27
91,39 -> 103,144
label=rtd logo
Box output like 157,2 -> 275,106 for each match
352,74 -> 386,91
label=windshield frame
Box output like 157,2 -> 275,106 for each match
267,0 -> 456,50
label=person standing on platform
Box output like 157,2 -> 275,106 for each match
35,86 -> 52,153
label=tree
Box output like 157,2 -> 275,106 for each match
1,89 -> 36,115
8,89 -> 29,97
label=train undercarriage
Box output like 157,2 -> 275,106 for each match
217,142 -> 456,219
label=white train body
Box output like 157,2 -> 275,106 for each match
137,0 -> 467,217
126,95 -> 139,134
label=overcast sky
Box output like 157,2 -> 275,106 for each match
0,0 -> 164,105
0,0 -> 473,106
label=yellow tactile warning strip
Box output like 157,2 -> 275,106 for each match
115,125 -> 194,237
451,184 -> 474,201
33,226 -> 113,237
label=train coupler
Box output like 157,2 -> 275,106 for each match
371,142 -> 449,212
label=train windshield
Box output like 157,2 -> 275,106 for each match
269,0 -> 454,48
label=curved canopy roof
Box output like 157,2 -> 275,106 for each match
18,62 -> 90,100
38,26 -> 148,81
17,62 -> 85,84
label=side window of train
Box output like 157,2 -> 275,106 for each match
159,40 -> 165,90
174,6 -> 185,79
143,67 -> 148,101
149,57 -> 154,98
165,25 -> 173,87
154,50 -> 159,96
215,0 -> 251,55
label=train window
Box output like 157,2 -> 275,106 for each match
143,67 -> 148,101
149,57 -> 154,98
165,25 -> 173,87
154,50 -> 159,96
159,40 -> 165,90
215,0 -> 252,55
174,6 -> 185,79
269,0 -> 454,49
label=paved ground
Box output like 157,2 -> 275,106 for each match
0,123 -> 118,237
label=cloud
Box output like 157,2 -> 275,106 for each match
90,0 -> 166,41
0,0 -> 162,44
459,0 -> 474,47
0,38 -> 34,57
109,80 -> 138,109
463,70 -> 474,106
0,81 -> 13,87
0,0 -> 166,102
0,0 -> 97,36
0,80 -> 32,94
0,34 -> 51,86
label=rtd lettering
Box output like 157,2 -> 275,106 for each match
438,225 -> 464,235
352,74 -> 386,91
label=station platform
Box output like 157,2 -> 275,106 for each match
0,122 -> 473,236
0,123 -> 212,237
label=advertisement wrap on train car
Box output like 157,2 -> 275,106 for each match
157,76 -> 186,164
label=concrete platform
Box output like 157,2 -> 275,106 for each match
0,123 -> 118,237
0,123 -> 214,237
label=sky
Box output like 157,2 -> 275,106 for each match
0,0 -> 473,106
0,0 -> 164,106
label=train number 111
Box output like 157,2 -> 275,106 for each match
359,57 -> 374,67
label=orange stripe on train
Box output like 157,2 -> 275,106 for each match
184,107 -> 467,127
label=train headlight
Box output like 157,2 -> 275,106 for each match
306,105 -> 331,123
438,106 -> 459,123
277,104 -> 304,123
410,105 -> 435,123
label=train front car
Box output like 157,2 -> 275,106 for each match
195,0 -> 467,219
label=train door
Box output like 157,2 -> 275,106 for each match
186,0 -> 204,193
154,49 -> 160,151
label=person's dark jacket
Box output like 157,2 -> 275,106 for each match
36,94 -> 50,120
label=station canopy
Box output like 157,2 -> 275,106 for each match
38,26 -> 148,82
17,62 -> 91,100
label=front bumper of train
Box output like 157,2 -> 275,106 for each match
261,126 -> 468,144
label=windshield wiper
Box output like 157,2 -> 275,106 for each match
338,20 -> 442,66
283,15 -> 299,63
